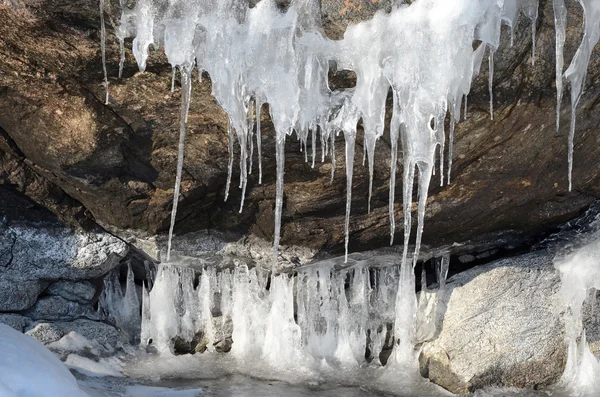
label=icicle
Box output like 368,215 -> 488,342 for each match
224,120 -> 234,201
311,128 -> 316,168
488,48 -> 494,120
553,0 -> 567,132
256,102 -> 263,185
166,66 -> 192,262
463,95 -> 468,120
272,133 -> 286,266
563,0 -> 600,191
237,120 -> 249,213
248,100 -> 255,175
330,131 -> 336,185
100,0 -> 109,105
171,67 -> 176,93
447,113 -> 455,185
365,135 -> 377,214
344,130 -> 356,263
531,21 -> 536,66
510,27 -> 514,47
119,40 -> 125,78
568,108 -> 575,192
388,97 -> 400,245
413,162 -> 433,268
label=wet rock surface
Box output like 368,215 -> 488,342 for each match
0,0 -> 597,258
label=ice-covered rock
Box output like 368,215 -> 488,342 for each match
419,250 -> 600,393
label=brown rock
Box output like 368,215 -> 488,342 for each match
0,0 -> 598,258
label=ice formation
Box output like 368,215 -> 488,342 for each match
98,0 -> 600,372
140,256 -> 449,369
554,0 -> 600,191
99,264 -> 141,342
104,0 -> 551,268
555,235 -> 600,393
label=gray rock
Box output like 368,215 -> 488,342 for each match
0,225 -> 14,267
46,280 -> 97,304
419,252 -> 567,394
0,313 -> 31,332
0,221 -> 126,315
26,319 -> 120,349
0,276 -> 48,311
23,296 -> 98,322
8,224 -> 127,280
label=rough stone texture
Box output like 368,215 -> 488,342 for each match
418,251 -> 600,394
0,313 -> 32,332
23,295 -> 98,322
25,319 -> 120,349
0,275 -> 48,312
46,280 -> 97,304
0,1 -> 597,258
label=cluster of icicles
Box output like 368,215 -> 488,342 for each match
100,0 -> 599,268
135,256 -> 449,367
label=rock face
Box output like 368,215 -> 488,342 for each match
25,319 -> 120,349
0,1 -> 598,258
419,251 -> 600,394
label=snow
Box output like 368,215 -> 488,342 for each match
0,323 -> 89,397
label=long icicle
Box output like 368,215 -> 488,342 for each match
389,95 -> 400,245
553,0 -> 567,132
344,130 -> 356,262
166,66 -> 193,262
256,102 -> 263,184
224,120 -> 234,201
272,133 -> 287,266
100,0 -> 109,105
488,48 -> 495,120
447,112 -> 456,184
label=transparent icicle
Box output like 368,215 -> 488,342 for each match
224,120 -> 234,201
489,49 -> 495,120
330,132 -> 336,184
563,0 -> 600,191
447,113 -> 455,185
366,135 -> 377,214
388,97 -> 400,245
311,128 -> 316,169
256,102 -> 263,185
119,39 -> 125,78
100,0 -> 109,105
166,66 -> 193,262
171,67 -> 176,93
344,130 -> 356,262
553,0 -> 567,132
273,133 -> 286,266
248,101 -> 255,175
